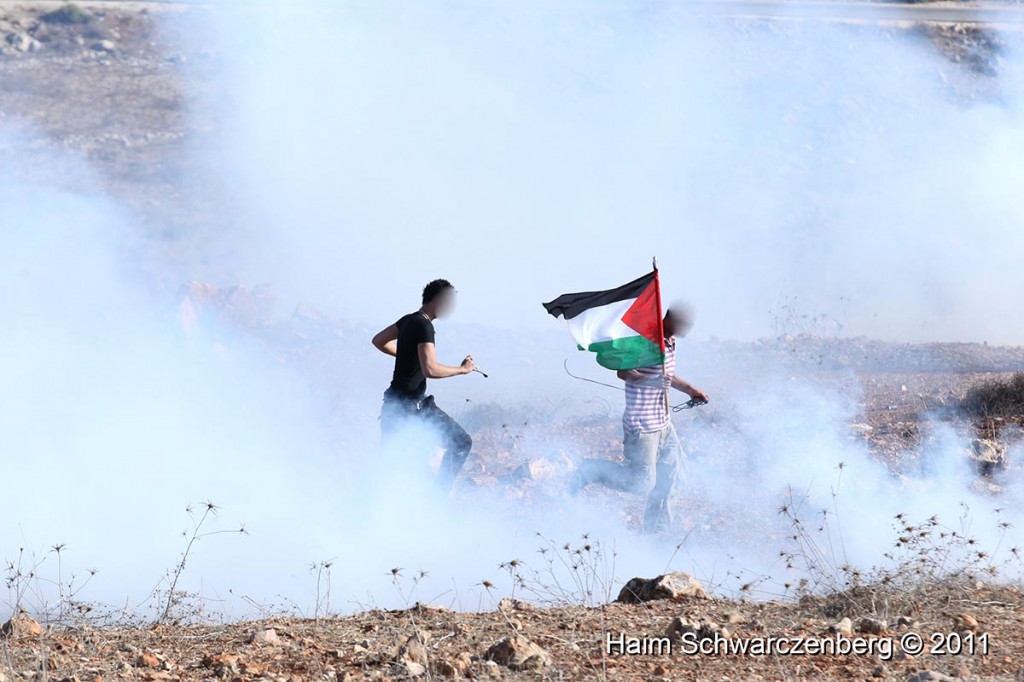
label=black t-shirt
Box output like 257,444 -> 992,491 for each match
388,312 -> 436,399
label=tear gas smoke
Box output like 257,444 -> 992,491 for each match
2,1 -> 1024,621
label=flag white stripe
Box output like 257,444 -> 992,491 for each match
564,298 -> 637,348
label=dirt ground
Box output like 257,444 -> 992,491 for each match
2,582 -> 1023,681
3,4 -> 1024,681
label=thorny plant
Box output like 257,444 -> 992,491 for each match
309,559 -> 335,620
487,534 -> 620,681
776,468 -> 1023,618
498,533 -> 618,608
390,567 -> 429,610
3,503 -> 246,629
3,544 -> 98,627
147,501 -> 247,624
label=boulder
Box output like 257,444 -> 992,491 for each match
617,571 -> 707,603
967,439 -> 1007,476
1,614 -> 42,638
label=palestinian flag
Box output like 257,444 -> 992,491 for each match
543,270 -> 665,370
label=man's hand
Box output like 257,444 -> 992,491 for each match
419,344 -> 476,379
687,388 -> 710,402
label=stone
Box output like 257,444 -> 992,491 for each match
434,660 -> 458,678
497,597 -> 533,613
895,616 -> 918,630
829,617 -> 853,637
857,617 -> 888,635
450,652 -> 473,675
249,628 -> 282,646
484,634 -> 551,671
401,661 -> 426,677
89,39 -> 116,52
200,653 -> 239,675
5,32 -> 40,52
398,635 -> 429,667
967,438 -> 1007,476
411,601 -> 450,614
503,459 -> 556,483
1,614 -> 42,638
616,572 -> 707,603
135,653 -> 160,668
952,613 -> 979,633
665,617 -> 699,641
480,660 -> 502,680
666,617 -> 729,642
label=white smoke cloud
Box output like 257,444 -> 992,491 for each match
183,0 -> 1024,343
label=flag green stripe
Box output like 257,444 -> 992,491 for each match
585,335 -> 664,370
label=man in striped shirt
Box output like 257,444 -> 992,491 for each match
570,307 -> 709,533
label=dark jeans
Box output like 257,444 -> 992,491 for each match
380,390 -> 473,490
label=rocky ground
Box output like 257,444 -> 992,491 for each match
2,577 -> 1023,681
4,3 -> 1024,681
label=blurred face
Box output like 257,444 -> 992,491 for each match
664,310 -> 693,338
434,288 -> 457,318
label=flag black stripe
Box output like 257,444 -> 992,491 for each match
542,271 -> 655,321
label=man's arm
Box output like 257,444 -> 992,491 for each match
371,324 -> 399,357
616,369 -> 668,387
671,376 -> 709,402
418,342 -> 475,379
616,369 -> 709,401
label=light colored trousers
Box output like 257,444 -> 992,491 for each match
577,422 -> 682,533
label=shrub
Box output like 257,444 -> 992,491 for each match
961,372 -> 1024,419
41,4 -> 92,25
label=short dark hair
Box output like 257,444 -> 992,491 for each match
422,279 -> 454,305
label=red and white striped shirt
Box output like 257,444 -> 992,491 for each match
622,338 -> 675,433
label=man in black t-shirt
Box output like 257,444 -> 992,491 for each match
371,279 -> 476,490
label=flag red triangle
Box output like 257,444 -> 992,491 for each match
621,279 -> 664,349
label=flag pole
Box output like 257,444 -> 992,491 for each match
653,257 -> 669,417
